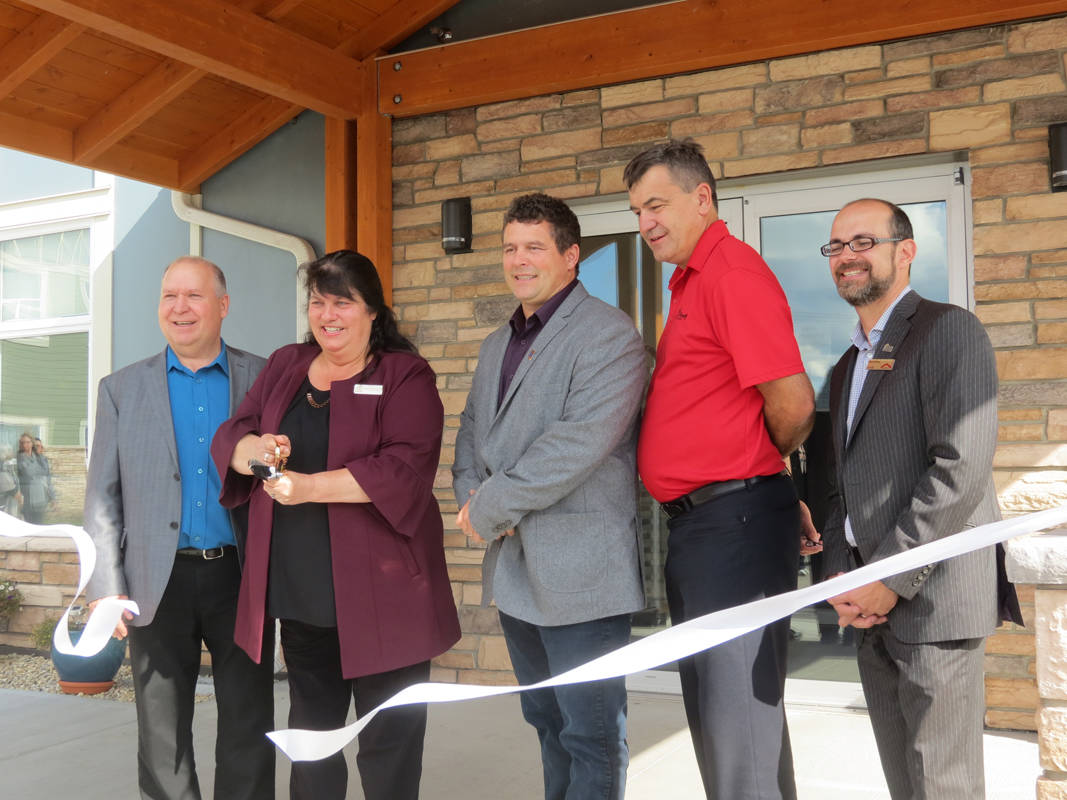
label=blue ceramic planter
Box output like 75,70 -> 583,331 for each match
51,630 -> 126,691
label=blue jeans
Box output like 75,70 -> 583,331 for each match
498,611 -> 630,800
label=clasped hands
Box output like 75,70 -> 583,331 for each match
456,489 -> 513,544
828,578 -> 898,629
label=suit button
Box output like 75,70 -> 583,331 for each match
173,473 -> 181,481
486,468 -> 493,476
170,521 -> 179,530
912,579 -> 920,586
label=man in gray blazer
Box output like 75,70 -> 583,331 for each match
84,257 -> 274,800
822,199 -> 1013,799
453,193 -> 647,800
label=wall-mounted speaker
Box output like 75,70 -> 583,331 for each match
1051,122 -> 1067,193
442,197 -> 473,254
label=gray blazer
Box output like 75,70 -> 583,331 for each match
84,346 -> 265,626
823,292 -> 1000,643
453,283 -> 648,627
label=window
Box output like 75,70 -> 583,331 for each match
0,182 -> 113,526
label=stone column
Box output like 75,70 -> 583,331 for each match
1006,528 -> 1067,800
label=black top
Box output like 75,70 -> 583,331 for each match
268,375 -> 336,626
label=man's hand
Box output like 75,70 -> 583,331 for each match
798,500 -> 822,555
88,594 -> 134,639
456,490 -> 513,543
456,491 -> 483,543
829,580 -> 897,628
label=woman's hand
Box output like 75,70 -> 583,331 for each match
261,470 -> 313,505
231,433 -> 292,475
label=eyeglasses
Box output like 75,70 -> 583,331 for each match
820,237 -> 903,257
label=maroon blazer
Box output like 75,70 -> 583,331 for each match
212,343 -> 460,678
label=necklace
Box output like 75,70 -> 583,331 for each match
306,391 -> 330,408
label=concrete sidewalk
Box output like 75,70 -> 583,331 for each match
0,682 -> 1038,798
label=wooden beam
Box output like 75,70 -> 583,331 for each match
72,0 -> 298,162
324,117 -> 358,253
21,0 -> 364,117
0,110 -> 180,187
343,0 -> 462,58
355,55 -> 393,302
379,0 -> 1067,117
0,14 -> 83,99
73,59 -> 201,161
177,96 -> 300,192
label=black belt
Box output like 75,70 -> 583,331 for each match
175,546 -> 235,560
660,471 -> 788,520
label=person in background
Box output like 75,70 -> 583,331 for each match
213,250 -> 460,800
16,433 -> 52,523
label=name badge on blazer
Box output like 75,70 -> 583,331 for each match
867,358 -> 895,371
353,384 -> 383,395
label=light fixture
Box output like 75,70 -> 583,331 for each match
442,197 -> 472,254
1050,122 -> 1067,192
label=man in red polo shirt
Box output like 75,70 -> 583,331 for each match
625,139 -> 817,800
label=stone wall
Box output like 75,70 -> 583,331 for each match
389,17 -> 1067,728
0,536 -> 82,648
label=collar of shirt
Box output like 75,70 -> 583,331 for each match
666,219 -> 729,292
165,341 -> 230,377
849,286 -> 912,353
508,277 -> 579,336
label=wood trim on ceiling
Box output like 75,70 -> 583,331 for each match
20,0 -> 365,118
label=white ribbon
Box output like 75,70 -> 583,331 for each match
1,505 -> 1062,761
269,505 -> 1067,762
0,511 -> 139,656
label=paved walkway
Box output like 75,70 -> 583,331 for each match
0,682 -> 1039,798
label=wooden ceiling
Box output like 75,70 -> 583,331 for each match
0,0 -> 460,192
3,0 -> 1067,195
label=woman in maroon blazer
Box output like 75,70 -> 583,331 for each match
212,250 -> 460,800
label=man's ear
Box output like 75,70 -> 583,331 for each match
895,238 -> 917,271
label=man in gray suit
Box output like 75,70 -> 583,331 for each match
453,193 -> 646,800
85,257 -> 274,800
822,199 -> 1011,799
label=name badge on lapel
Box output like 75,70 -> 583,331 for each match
353,384 -> 383,395
867,358 -> 895,371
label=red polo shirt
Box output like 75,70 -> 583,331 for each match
638,220 -> 804,503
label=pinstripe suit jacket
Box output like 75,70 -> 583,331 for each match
84,345 -> 265,626
823,291 -> 1000,643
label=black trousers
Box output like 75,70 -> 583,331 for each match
281,619 -> 431,800
664,474 -> 800,800
128,551 -> 275,800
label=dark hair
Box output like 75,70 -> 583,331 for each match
299,250 -> 415,355
503,193 -> 582,258
848,198 -> 914,241
623,138 -> 718,210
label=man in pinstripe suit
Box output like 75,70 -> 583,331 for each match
821,199 -> 1005,799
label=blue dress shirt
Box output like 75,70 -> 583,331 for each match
166,342 -> 235,550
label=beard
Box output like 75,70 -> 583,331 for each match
835,260 -> 895,307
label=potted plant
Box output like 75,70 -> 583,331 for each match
0,579 -> 22,632
36,608 -> 127,695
